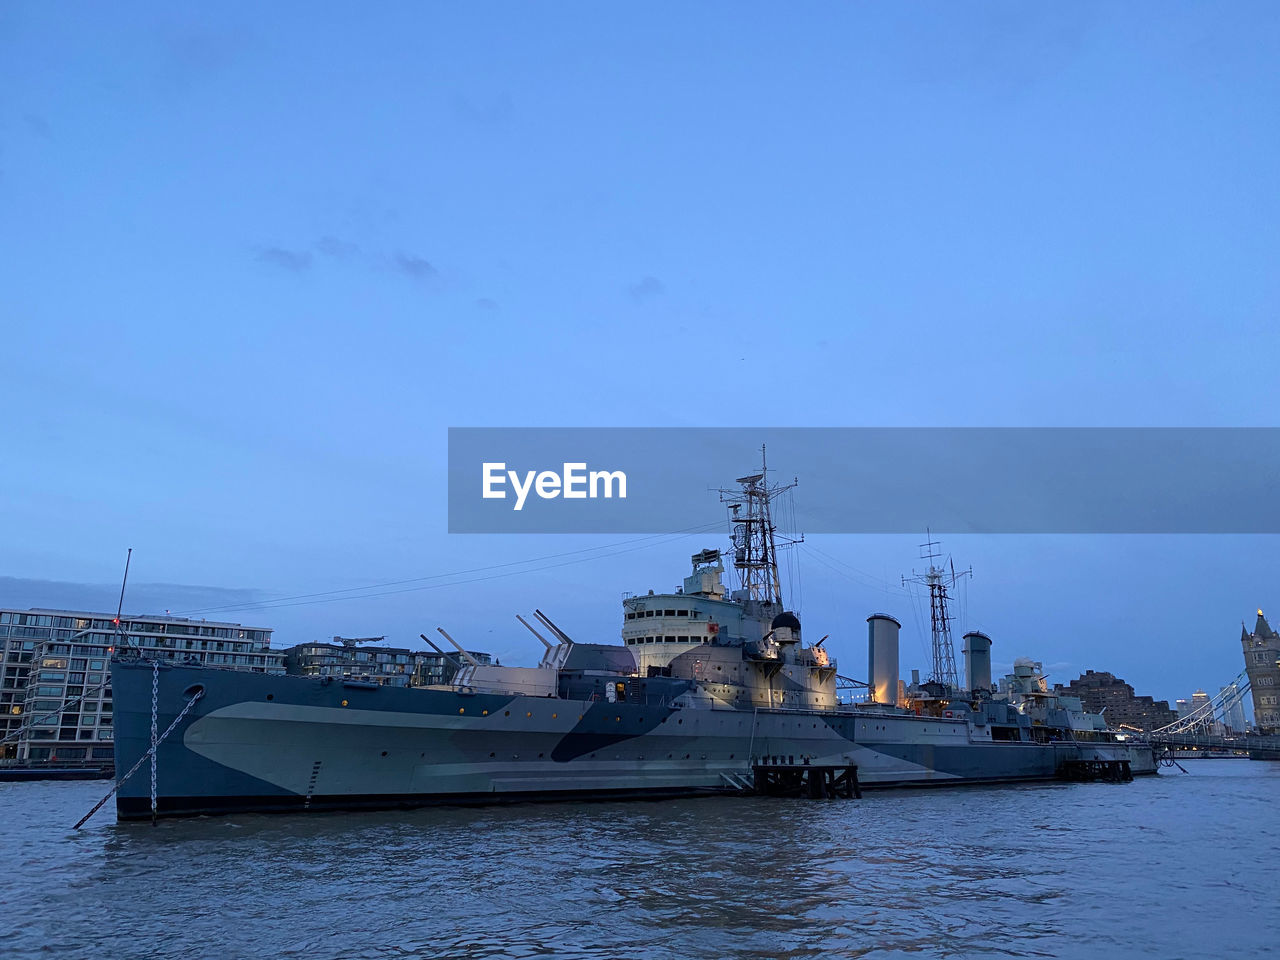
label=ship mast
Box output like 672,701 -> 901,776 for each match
717,445 -> 800,606
902,532 -> 970,689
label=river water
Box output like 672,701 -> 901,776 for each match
1,760 -> 1275,960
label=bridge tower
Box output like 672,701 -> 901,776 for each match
1242,610 -> 1280,734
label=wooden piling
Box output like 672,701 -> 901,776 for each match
752,761 -> 861,799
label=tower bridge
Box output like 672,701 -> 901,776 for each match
1131,608 -> 1280,761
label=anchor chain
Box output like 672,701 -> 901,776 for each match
150,662 -> 159,822
72,673 -> 204,829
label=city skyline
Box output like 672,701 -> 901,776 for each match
0,538 -> 1267,711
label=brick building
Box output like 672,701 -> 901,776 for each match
1053,670 -> 1179,732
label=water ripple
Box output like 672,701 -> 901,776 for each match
1,762 -> 1277,959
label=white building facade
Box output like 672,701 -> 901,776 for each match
1,608 -> 282,764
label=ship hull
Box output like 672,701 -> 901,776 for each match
111,661 -> 1157,820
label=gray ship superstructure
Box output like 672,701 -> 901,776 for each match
110,463 -> 1155,820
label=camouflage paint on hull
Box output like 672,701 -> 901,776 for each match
111,661 -> 1157,820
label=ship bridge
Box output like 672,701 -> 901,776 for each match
621,549 -> 776,676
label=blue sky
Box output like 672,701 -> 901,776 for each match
2,3 -> 1278,704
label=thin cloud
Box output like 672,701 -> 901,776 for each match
257,246 -> 312,271
22,113 -> 52,141
315,236 -> 359,259
475,298 -> 499,311
154,22 -> 252,94
395,253 -> 439,280
450,92 -> 514,127
0,576 -> 265,620
627,276 -> 664,303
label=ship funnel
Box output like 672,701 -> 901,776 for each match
962,631 -> 993,693
867,614 -> 901,706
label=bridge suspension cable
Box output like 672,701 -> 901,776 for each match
1148,670 -> 1251,736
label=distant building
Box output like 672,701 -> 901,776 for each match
1053,670 -> 1179,731
283,637 -> 492,687
1175,698 -> 1191,717
1220,683 -> 1248,733
1242,610 -> 1280,734
1,607 -> 282,763
1189,689 -> 1211,715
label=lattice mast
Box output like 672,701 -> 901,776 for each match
903,533 -> 971,689
717,446 -> 800,605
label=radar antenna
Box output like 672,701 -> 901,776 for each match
902,531 -> 971,689
716,445 -> 801,605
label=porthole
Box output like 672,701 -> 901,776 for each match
504,710 -> 510,717
381,751 -> 388,757
459,708 -> 465,714
266,694 -> 274,702
341,699 -> 349,707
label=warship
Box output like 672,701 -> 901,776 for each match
110,461 -> 1156,820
